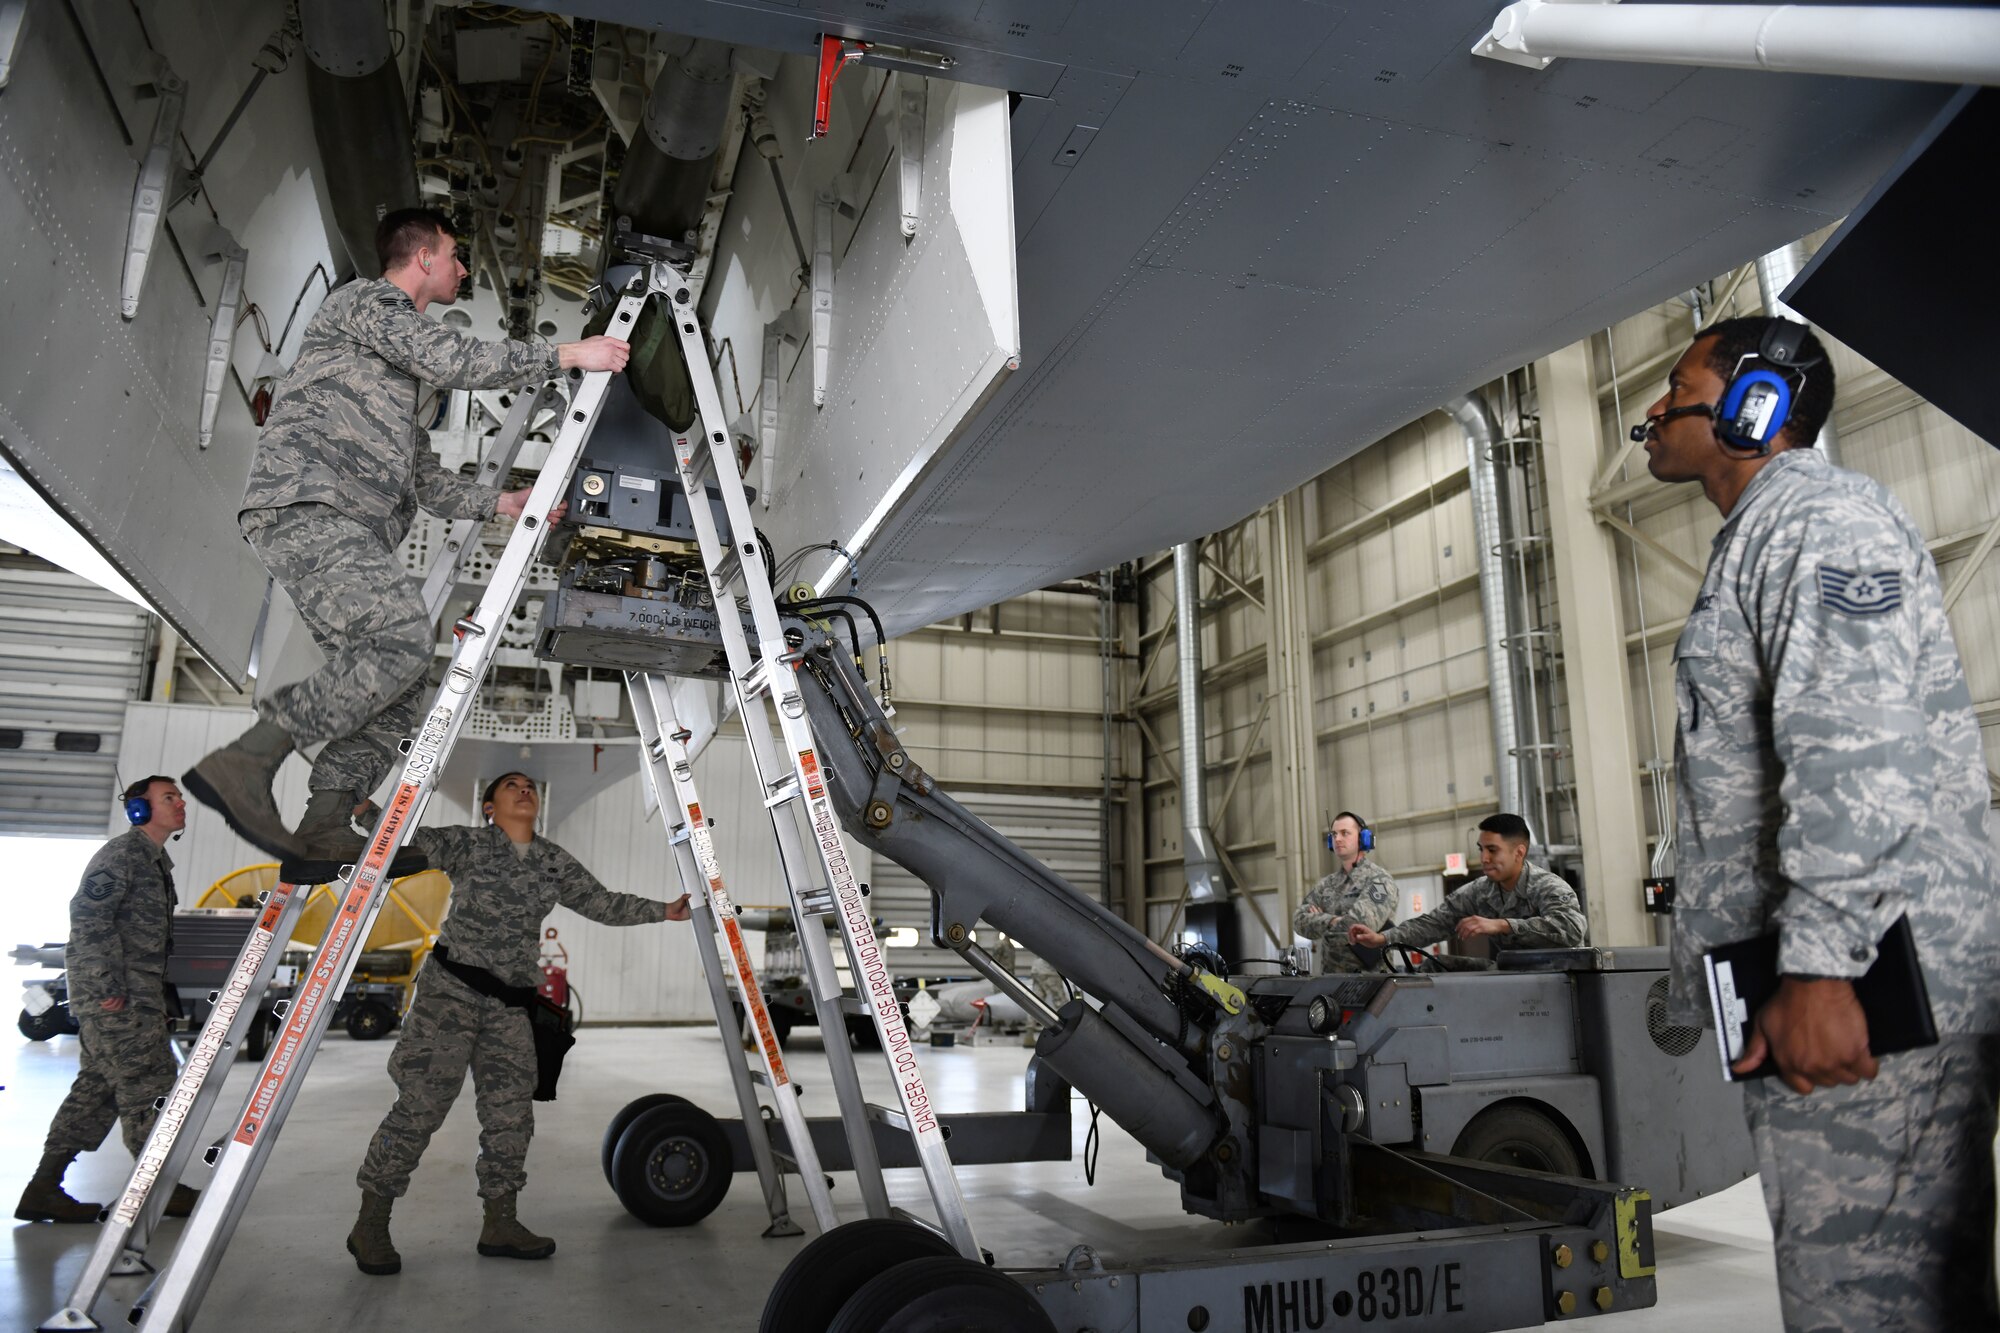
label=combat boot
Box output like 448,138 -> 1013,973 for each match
164,1183 -> 198,1218
346,1190 -> 401,1275
184,719 -> 300,859
15,1151 -> 102,1224
293,788 -> 366,862
477,1194 -> 555,1260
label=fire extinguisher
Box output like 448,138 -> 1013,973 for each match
538,927 -> 570,1008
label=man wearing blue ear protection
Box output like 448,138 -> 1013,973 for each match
1639,315 -> 1998,1332
16,778 -> 200,1224
1292,812 -> 1397,974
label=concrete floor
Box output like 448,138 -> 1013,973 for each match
4,1022 -> 1789,1332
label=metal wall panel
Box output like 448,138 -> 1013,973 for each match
0,562 -> 151,833
110,701 -> 316,897
0,0 -> 295,681
700,70 -> 1019,602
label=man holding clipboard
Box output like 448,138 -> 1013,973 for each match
1640,315 -> 1999,1332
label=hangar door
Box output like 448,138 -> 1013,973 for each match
864,791 -> 1102,978
0,558 -> 152,834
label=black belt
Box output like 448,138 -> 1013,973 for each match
430,943 -> 538,1008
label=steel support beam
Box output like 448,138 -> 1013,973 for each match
1538,343 -> 1652,948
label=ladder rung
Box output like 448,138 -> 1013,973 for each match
709,544 -> 744,590
865,1102 -> 909,1133
837,996 -> 872,1017
762,774 -> 800,809
739,659 -> 774,698
797,888 -> 836,917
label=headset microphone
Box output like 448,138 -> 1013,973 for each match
1630,403 -> 1715,442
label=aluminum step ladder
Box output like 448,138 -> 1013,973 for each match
625,670 -> 835,1238
656,282 -> 980,1259
37,880 -> 309,1332
128,266 -> 666,1333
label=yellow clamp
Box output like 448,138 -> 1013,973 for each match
1191,968 -> 1246,1016
1614,1189 -> 1656,1278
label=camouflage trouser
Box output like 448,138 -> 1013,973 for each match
356,964 -> 536,1200
42,1008 -> 176,1159
241,503 -> 432,798
1743,1034 -> 1999,1332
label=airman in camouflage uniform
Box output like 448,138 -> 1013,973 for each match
16,779 -> 198,1223
347,773 -> 691,1275
1294,812 -> 1398,974
1642,317 -> 2000,1331
184,207 -> 629,862
1350,813 -> 1587,957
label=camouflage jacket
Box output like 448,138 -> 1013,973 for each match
412,824 -> 663,987
1293,857 -> 1398,973
1381,864 -> 1586,953
241,278 -> 559,547
65,829 -> 177,1013
1667,449 -> 1998,1033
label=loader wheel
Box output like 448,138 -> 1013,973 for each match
1452,1102 -> 1588,1178
611,1100 -> 731,1226
345,1000 -> 394,1041
828,1257 -> 1056,1333
602,1093 -> 689,1188
18,1006 -> 65,1042
760,1218 -> 960,1333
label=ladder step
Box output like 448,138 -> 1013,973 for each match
837,996 -> 872,1017
709,543 -> 744,590
762,774 -> 801,809
739,659 -> 774,698
865,1102 -> 909,1133
797,888 -> 836,917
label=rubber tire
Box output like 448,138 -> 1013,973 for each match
828,1257 -> 1056,1333
769,1007 -> 795,1049
601,1092 -> 690,1188
239,1009 -> 274,1062
760,1218 -> 961,1333
610,1100 -> 732,1227
1451,1102 -> 1587,1178
345,1000 -> 394,1042
17,1005 -> 65,1042
846,1015 -> 882,1051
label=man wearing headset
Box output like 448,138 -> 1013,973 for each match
345,772 -> 692,1277
1637,316 -> 1997,1330
1292,812 -> 1397,974
15,778 -> 200,1224
1347,812 -> 1585,959
184,208 -> 632,863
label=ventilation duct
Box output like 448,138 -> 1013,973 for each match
1173,542 -> 1230,946
1450,393 -> 1526,820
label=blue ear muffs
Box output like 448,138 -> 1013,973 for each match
125,796 -> 151,825
1325,818 -> 1376,854
1716,368 -> 1795,453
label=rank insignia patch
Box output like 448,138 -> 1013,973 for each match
1818,566 -> 1903,615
